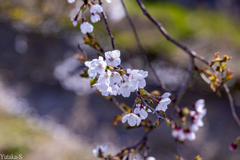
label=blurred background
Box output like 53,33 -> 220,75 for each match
0,0 -> 240,159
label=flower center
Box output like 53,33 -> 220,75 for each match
109,57 -> 114,61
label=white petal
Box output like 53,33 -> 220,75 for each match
171,129 -> 179,138
140,109 -> 148,119
122,114 -> 129,123
68,0 -> 75,3
191,123 -> 199,132
106,0 -> 113,3
91,14 -> 101,23
128,116 -> 136,126
187,132 -> 196,141
161,92 -> 171,99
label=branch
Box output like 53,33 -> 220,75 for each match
120,0 -> 169,91
99,0 -> 115,50
224,84 -> 240,127
135,0 -> 209,66
110,96 -> 126,113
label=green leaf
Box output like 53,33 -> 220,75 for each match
90,78 -> 97,88
80,69 -> 89,78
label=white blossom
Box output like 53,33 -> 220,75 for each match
105,50 -> 121,67
105,0 -> 113,3
155,97 -> 171,112
91,14 -> 101,23
190,99 -> 207,132
122,113 -> 141,127
71,19 -> 78,27
186,131 -> 196,141
195,99 -> 205,113
171,128 -> 180,138
178,129 -> 186,141
146,157 -> 156,160
80,22 -> 93,34
110,84 -> 120,96
138,70 -> 148,88
67,0 -> 75,3
98,70 -> 112,85
84,56 -> 107,79
134,108 -> 148,119
93,145 -> 108,157
110,72 -> 122,85
119,82 -> 132,97
93,83 -> 112,96
161,92 -> 171,99
90,4 -> 103,14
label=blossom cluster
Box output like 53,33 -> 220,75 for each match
122,92 -> 171,127
92,144 -> 156,159
84,50 -> 148,97
171,99 -> 207,141
68,0 -> 113,34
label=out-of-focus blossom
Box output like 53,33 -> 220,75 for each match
80,22 -> 93,34
93,145 -> 108,157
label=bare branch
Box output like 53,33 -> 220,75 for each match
99,0 -> 115,50
135,0 -> 209,65
120,0 -> 169,91
224,84 -> 240,127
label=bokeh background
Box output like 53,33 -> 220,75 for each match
0,0 -> 240,159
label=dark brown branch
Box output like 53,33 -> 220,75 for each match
99,0 -> 115,50
120,0 -> 169,91
136,0 -> 209,66
223,84 -> 240,127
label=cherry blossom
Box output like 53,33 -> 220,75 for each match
138,70 -> 148,88
110,72 -> 122,85
92,145 -> 108,157
67,0 -> 75,3
186,131 -> 196,141
155,97 -> 171,112
134,104 -> 152,119
146,157 -> 156,160
171,128 -> 180,138
177,129 -> 186,141
105,50 -> 121,67
93,83 -> 112,96
98,70 -> 112,85
84,56 -> 107,79
122,113 -> 141,127
91,14 -> 101,23
90,4 -> 103,14
80,21 -> 94,34
195,99 -> 206,114
110,84 -> 120,96
105,0 -> 113,3
119,82 -> 132,97
72,19 -> 78,27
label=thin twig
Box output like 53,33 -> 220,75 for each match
136,0 -> 209,66
110,96 -> 126,113
120,0 -> 169,91
224,84 -> 240,127
99,0 -> 115,50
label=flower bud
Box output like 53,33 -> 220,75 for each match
165,119 -> 170,126
146,99 -> 154,105
195,155 -> 202,160
182,107 -> 189,116
135,97 -> 142,104
151,90 -> 160,96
